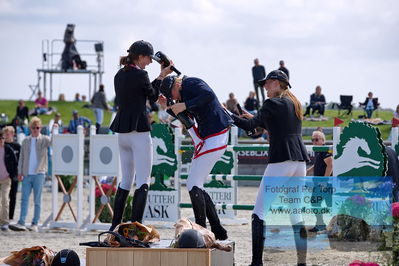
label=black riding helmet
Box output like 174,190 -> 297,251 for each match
160,75 -> 177,99
127,40 -> 154,56
177,229 -> 205,248
258,70 -> 291,88
51,249 -> 80,266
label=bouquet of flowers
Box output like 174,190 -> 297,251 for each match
95,183 -> 116,198
0,246 -> 55,266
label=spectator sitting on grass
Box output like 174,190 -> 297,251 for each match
67,110 -> 91,134
31,91 -> 48,116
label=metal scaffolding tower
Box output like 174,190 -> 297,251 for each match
32,39 -> 104,101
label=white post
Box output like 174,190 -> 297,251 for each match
230,127 -> 238,218
89,125 -> 96,224
333,126 -> 341,175
77,126 -> 84,228
230,126 -> 238,147
174,127 -> 183,191
392,127 -> 398,149
51,124 -> 59,224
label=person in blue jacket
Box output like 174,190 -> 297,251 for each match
160,75 -> 233,240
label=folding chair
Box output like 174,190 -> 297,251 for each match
337,95 -> 353,116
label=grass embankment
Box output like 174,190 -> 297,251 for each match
0,100 -> 113,127
0,100 -> 394,140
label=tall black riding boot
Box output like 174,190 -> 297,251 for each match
292,222 -> 307,266
131,184 -> 149,223
188,186 -> 206,228
109,186 -> 130,231
95,123 -> 101,134
203,190 -> 228,240
249,214 -> 265,266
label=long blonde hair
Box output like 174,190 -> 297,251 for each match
279,82 -> 303,120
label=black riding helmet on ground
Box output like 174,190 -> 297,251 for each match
177,229 -> 206,248
51,249 -> 80,266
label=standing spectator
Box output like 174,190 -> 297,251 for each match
252,58 -> 266,104
306,130 -> 333,232
359,92 -> 379,118
91,84 -> 109,133
67,110 -> 91,134
3,126 -> 20,222
13,100 -> 29,126
0,129 -> 18,231
244,91 -> 259,115
74,93 -> 81,102
32,91 -> 48,115
304,85 -> 326,117
226,92 -> 238,114
10,117 -> 51,232
278,60 -> 289,79
394,104 -> 399,119
48,113 -> 62,135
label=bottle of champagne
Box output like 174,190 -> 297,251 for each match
166,99 -> 195,129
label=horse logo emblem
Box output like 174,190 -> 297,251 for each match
334,121 -> 387,176
151,124 -> 177,177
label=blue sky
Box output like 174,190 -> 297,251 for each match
1,0 -> 398,109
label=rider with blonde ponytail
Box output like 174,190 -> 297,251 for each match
231,70 -> 309,266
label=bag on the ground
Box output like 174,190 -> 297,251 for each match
0,245 -> 56,266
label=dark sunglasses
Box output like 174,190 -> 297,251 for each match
31,127 -> 41,130
0,137 -> 4,140
311,138 -> 320,142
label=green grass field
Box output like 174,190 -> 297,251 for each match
0,100 -> 395,140
0,100 -> 114,128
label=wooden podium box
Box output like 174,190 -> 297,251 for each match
86,240 -> 234,266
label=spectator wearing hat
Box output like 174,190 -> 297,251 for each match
67,110 -> 91,134
10,117 -> 51,232
278,60 -> 290,79
0,129 -> 18,231
108,40 -> 173,231
159,74 -> 233,240
2,126 -> 20,222
304,85 -> 326,117
252,58 -> 266,104
231,70 -> 309,266
91,84 -> 109,133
